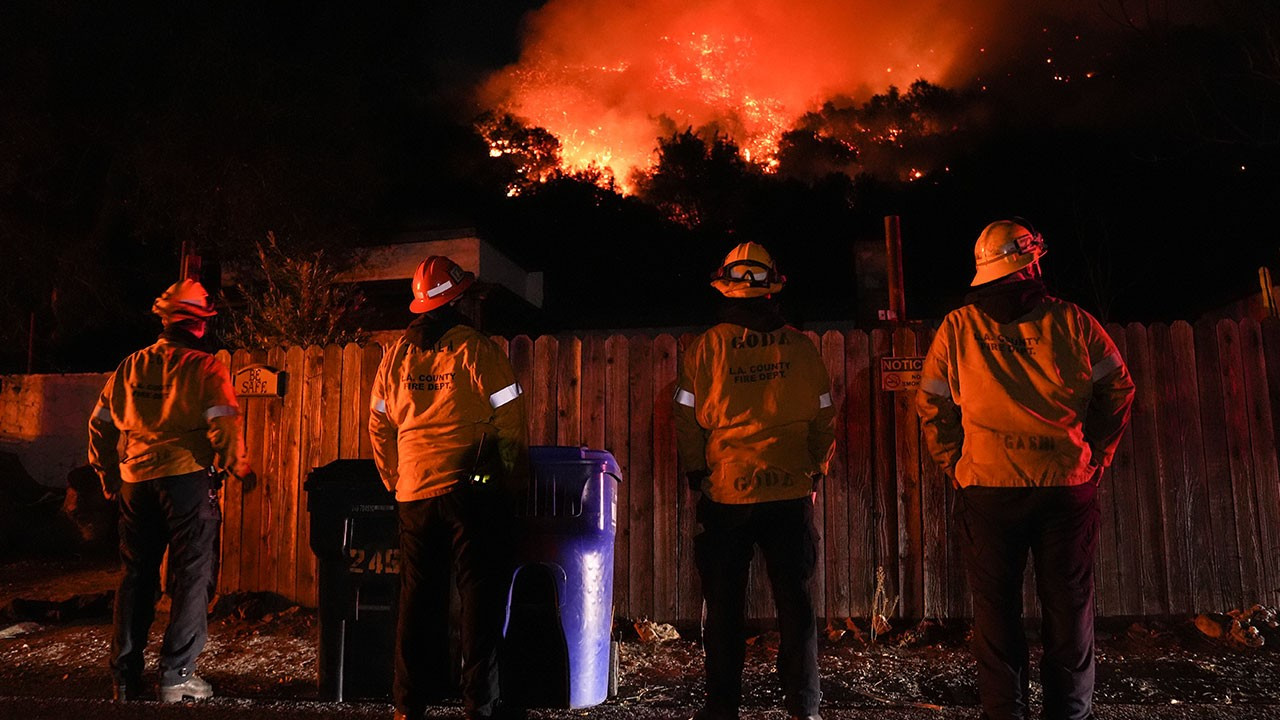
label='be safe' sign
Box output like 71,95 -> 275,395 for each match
234,364 -> 287,398
879,356 -> 923,392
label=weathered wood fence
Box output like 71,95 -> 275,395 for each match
215,319 -> 1280,621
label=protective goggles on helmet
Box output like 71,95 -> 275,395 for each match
710,242 -> 786,298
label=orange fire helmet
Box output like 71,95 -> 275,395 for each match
410,255 -> 475,313
152,279 -> 217,322
710,242 -> 786,298
971,219 -> 1047,286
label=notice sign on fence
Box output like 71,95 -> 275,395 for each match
234,364 -> 286,398
879,356 -> 924,392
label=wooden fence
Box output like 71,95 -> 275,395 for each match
215,318 -> 1280,621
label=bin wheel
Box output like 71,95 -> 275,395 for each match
608,640 -> 620,699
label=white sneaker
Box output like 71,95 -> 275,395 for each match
159,674 -> 213,702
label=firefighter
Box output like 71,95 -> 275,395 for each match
88,279 -> 251,703
369,255 -> 528,720
917,219 -> 1135,720
674,242 -> 835,720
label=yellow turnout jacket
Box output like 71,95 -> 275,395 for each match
88,335 -> 247,488
369,323 -> 529,502
917,295 -> 1135,487
675,323 -> 836,504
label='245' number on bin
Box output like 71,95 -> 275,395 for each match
348,548 -> 400,574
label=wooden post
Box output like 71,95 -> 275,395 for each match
884,216 -> 906,322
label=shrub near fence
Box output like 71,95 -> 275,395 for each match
215,319 -> 1280,622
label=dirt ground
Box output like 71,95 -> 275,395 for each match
2,557 -> 1278,719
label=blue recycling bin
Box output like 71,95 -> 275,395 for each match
502,446 -> 620,709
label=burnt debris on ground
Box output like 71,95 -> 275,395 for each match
1,558 -> 1278,714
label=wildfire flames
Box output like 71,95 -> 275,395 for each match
480,0 -> 994,190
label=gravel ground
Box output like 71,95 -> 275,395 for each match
2,557 -> 1278,719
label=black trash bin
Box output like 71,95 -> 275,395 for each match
305,459 -> 399,701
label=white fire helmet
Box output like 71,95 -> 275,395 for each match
971,219 -> 1047,286
710,242 -> 786,298
152,279 -> 217,322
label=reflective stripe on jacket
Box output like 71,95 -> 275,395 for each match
88,337 -> 245,484
916,296 -> 1135,488
368,325 -> 529,502
674,323 -> 836,504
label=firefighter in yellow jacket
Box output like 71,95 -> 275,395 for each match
88,279 -> 250,703
917,219 -> 1134,720
369,256 -> 528,720
674,242 -> 835,720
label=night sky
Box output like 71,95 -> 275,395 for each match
2,1 -> 1279,371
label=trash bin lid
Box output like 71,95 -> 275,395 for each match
304,459 -> 393,507
529,446 -> 620,479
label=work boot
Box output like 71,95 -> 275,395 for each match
158,674 -> 213,702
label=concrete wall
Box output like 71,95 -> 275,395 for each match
0,373 -> 108,487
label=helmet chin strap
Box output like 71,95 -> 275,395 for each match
1004,260 -> 1043,283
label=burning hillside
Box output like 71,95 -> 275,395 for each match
478,0 -> 1005,190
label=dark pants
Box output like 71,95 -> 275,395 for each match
112,470 -> 221,687
694,496 -> 821,717
957,484 -> 1100,720
395,487 -> 513,719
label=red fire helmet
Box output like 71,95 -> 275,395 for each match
410,255 -> 475,313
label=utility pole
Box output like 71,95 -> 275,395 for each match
180,240 -> 202,281
883,215 -> 906,323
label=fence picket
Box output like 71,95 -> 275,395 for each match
294,345 -> 325,603
532,336 -> 558,445
675,332 -> 701,622
628,336 -> 655,619
870,329 -> 899,616
652,334 -> 679,621
821,331 -> 851,619
218,350 -> 250,594
357,344 -> 382,460
846,329 -> 876,617
1240,320 -> 1280,607
893,328 -> 924,619
339,343 -> 362,459
605,335 -> 632,619
1100,325 -> 1136,615
259,347 -> 287,596
556,337 -> 582,446
274,346 -> 305,602
1193,319 -> 1243,610
581,335 -> 606,450
915,326 -> 948,619
1125,323 -> 1169,614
